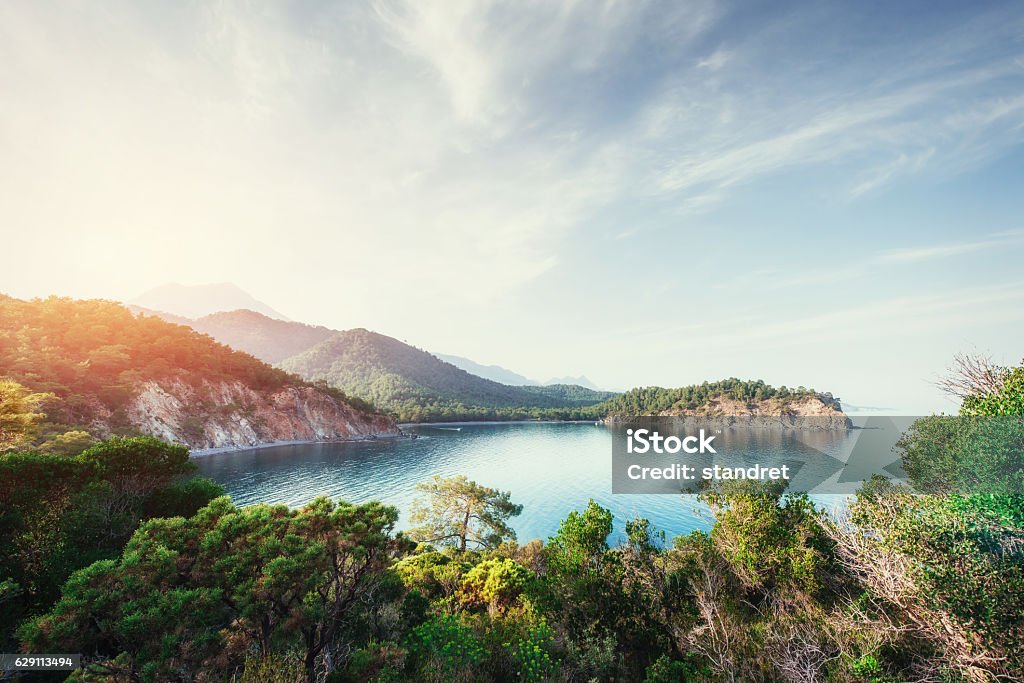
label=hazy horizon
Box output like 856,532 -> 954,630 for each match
4,1 -> 1024,413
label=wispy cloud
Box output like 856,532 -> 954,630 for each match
371,0 -> 720,130
2,0 -> 1024,410
648,57 -> 1024,207
631,280 -> 1024,354
714,230 -> 1024,292
849,149 -> 936,198
3,1 -> 1022,301
697,47 -> 732,71
593,3 -> 1024,210
877,230 -> 1024,263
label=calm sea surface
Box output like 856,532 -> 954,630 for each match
194,422 -> 851,544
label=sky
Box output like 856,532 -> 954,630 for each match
2,0 -> 1024,413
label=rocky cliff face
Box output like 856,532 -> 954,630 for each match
675,393 -> 846,418
605,393 -> 851,430
125,379 -> 401,451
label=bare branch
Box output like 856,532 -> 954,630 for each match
935,352 -> 1007,401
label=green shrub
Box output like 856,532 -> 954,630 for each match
643,654 -> 711,682
407,614 -> 486,679
505,618 -> 558,682
459,558 -> 534,613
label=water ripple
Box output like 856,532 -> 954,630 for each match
195,423 -> 846,543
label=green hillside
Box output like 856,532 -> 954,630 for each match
602,378 -> 836,416
0,295 -> 376,441
280,329 -> 609,421
128,308 -> 613,423
518,383 -> 617,405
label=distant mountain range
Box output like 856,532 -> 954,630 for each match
5,288 -> 841,438
434,355 -> 604,392
543,375 -> 601,391
130,305 -> 614,421
434,354 -> 539,386
281,329 -> 611,421
130,283 -> 290,321
124,284 -> 841,425
189,310 -> 335,364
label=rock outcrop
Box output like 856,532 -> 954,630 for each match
125,378 -> 401,451
605,393 -> 851,430
0,295 -> 403,453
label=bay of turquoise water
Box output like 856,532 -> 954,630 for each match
194,422 -> 850,544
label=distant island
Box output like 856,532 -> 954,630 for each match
604,379 -> 846,417
602,379 -> 850,431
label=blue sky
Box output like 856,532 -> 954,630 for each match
2,0 -> 1024,412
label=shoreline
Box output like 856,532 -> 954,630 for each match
189,419 -> 598,456
188,421 -> 602,458
398,419 -> 600,428
189,432 -> 407,459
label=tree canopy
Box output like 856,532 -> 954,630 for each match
0,378 -> 53,452
6,352 -> 1023,681
408,475 -> 523,551
0,295 -> 361,441
20,496 -> 408,683
961,356 -> 1024,416
0,436 -> 223,649
603,378 -> 825,416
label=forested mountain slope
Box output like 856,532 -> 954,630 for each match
0,295 -> 397,449
280,329 -> 608,422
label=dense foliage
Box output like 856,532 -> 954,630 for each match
408,475 -> 523,551
839,478 -> 1024,678
0,436 -> 223,651
0,379 -> 53,452
18,476 -> 1021,682
961,357 -> 1024,416
0,296 -> 382,440
20,496 -> 408,682
516,384 -> 618,406
604,379 -> 825,416
896,414 -> 1024,494
0,296 -> 303,436
4,354 -> 1022,681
